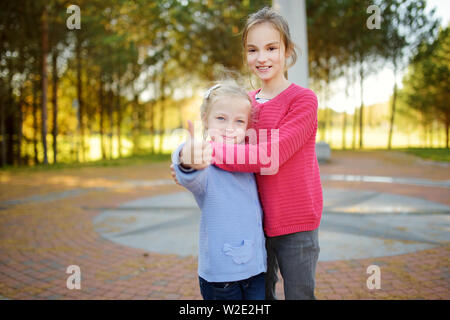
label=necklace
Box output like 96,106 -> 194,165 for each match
258,80 -> 291,100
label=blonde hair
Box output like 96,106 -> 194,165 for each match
241,6 -> 298,71
200,79 -> 252,136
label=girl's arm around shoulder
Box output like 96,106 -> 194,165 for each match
171,143 -> 208,196
211,88 -> 318,174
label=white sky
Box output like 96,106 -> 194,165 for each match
427,0 -> 450,25
327,0 -> 450,113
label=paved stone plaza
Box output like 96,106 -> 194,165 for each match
0,151 -> 449,299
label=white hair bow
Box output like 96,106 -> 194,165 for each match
204,84 -> 221,99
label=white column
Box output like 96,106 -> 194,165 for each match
273,0 -> 309,88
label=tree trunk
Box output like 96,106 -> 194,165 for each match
116,92 -> 122,159
6,86 -> 14,165
0,91 -> 5,166
342,68 -> 351,151
150,76 -> 158,155
428,123 -> 432,147
422,112 -> 428,148
352,108 -> 358,150
325,72 -> 332,144
41,6 -> 49,165
52,49 -> 58,164
159,74 -> 166,155
322,69 -> 331,143
149,101 -> 154,154
342,112 -> 347,150
108,86 -> 114,159
98,76 -> 106,160
320,111 -> 326,142
17,85 -> 24,166
116,71 -> 122,158
319,90 -> 326,141
159,98 -> 165,154
326,107 -> 331,144
32,77 -> 39,165
387,76 -> 398,150
76,34 -> 85,162
387,57 -> 399,150
178,102 -> 183,129
446,119 -> 449,149
358,61 -> 364,150
138,96 -> 145,153
132,93 -> 140,154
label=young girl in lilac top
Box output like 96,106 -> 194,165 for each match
173,80 -> 267,300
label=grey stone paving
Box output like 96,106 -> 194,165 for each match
321,174 -> 450,188
2,174 -> 448,208
93,188 -> 450,261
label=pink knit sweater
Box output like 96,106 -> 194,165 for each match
212,83 -> 323,237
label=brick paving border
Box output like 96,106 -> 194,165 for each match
0,152 -> 448,300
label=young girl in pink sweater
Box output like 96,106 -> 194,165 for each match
210,7 -> 322,300
171,7 -> 322,300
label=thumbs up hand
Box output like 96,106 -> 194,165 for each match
180,120 -> 212,170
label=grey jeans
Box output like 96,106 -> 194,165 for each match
265,228 -> 320,300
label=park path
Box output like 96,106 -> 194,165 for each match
0,151 -> 449,300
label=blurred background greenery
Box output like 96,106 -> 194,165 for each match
0,0 -> 448,168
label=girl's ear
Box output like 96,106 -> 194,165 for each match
284,45 -> 294,71
201,120 -> 208,140
201,116 -> 208,131
285,45 -> 293,59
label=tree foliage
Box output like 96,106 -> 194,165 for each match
0,0 -> 445,167
401,25 -> 450,148
0,0 -> 270,166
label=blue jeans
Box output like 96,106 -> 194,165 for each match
265,228 -> 320,300
199,272 -> 265,300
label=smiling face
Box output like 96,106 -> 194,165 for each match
245,22 -> 290,84
205,96 -> 251,144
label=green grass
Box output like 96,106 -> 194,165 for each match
400,148 -> 450,163
331,147 -> 450,163
0,153 -> 171,173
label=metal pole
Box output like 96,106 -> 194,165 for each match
273,0 -> 309,88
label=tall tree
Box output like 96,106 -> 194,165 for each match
402,26 -> 450,148
41,5 -> 49,165
307,0 -> 386,148
48,1 -> 67,164
337,0 -> 386,149
382,0 -> 439,149
307,0 -> 347,144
